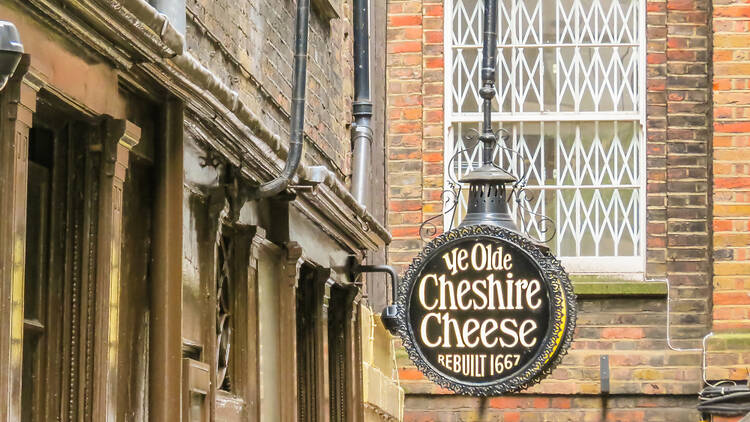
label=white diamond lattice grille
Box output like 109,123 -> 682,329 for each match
445,0 -> 645,270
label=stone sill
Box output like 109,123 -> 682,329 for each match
707,331 -> 750,351
572,275 -> 667,298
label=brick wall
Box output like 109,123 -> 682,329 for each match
707,0 -> 750,384
386,0 -> 444,272
396,297 -> 703,420
646,0 -> 713,342
711,0 -> 750,334
186,0 -> 353,176
404,395 -> 698,421
386,0 -> 721,420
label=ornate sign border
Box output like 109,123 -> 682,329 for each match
396,224 -> 577,396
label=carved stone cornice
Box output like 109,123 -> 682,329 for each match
21,0 -> 140,68
103,118 -> 141,178
14,0 -> 391,255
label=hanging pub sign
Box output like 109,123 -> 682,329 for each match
385,0 -> 576,397
394,225 -> 576,396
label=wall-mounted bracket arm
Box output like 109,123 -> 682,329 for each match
349,259 -> 400,335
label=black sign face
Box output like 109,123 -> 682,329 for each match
396,225 -> 576,396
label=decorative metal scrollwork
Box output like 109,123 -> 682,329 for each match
419,129 -> 557,244
419,184 -> 462,242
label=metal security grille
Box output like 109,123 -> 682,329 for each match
445,0 -> 645,272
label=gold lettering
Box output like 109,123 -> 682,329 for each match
471,242 -> 487,270
526,279 -> 542,309
456,280 -> 472,310
457,249 -> 469,271
505,277 -> 514,309
439,274 -> 458,310
462,318 -> 481,348
419,274 -> 439,310
441,313 -> 466,348
503,252 -> 513,270
472,279 -> 488,310
499,318 -> 519,348
420,312 -> 442,347
519,319 -> 538,347
480,319 -> 499,348
514,279 -> 528,310
487,274 -> 505,309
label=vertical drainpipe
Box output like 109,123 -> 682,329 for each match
149,0 -> 186,34
351,0 -> 373,206
257,0 -> 310,197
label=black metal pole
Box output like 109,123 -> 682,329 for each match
350,0 -> 374,206
355,264 -> 398,301
258,0 -> 310,197
353,0 -> 371,103
479,0 -> 498,165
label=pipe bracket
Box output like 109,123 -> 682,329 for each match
349,257 -> 400,334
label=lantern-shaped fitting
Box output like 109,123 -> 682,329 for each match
458,163 -> 519,232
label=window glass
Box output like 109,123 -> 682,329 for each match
446,0 -> 644,270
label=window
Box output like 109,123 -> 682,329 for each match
215,228 -> 233,392
296,266 -> 353,422
445,0 -> 645,272
328,285 -> 351,422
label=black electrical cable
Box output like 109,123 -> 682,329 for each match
698,383 -> 750,416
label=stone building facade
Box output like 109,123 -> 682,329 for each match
386,0 -> 750,421
0,0 -> 403,421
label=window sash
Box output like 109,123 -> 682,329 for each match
443,0 -> 646,272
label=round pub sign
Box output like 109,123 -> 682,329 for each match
396,225 -> 576,396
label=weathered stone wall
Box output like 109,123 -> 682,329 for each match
186,0 -> 354,177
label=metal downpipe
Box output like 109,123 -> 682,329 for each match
149,0 -> 186,34
257,0 -> 310,197
350,0 -> 373,206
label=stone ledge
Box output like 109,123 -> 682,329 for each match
707,332 -> 750,351
572,276 -> 667,298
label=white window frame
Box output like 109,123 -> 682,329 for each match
443,0 -> 647,274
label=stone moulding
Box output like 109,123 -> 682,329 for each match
17,0 -> 391,251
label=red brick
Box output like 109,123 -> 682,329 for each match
398,368 -> 425,380
390,41 -> 422,54
601,327 -> 645,339
389,15 -> 423,27
488,397 -> 522,409
424,57 -> 443,69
